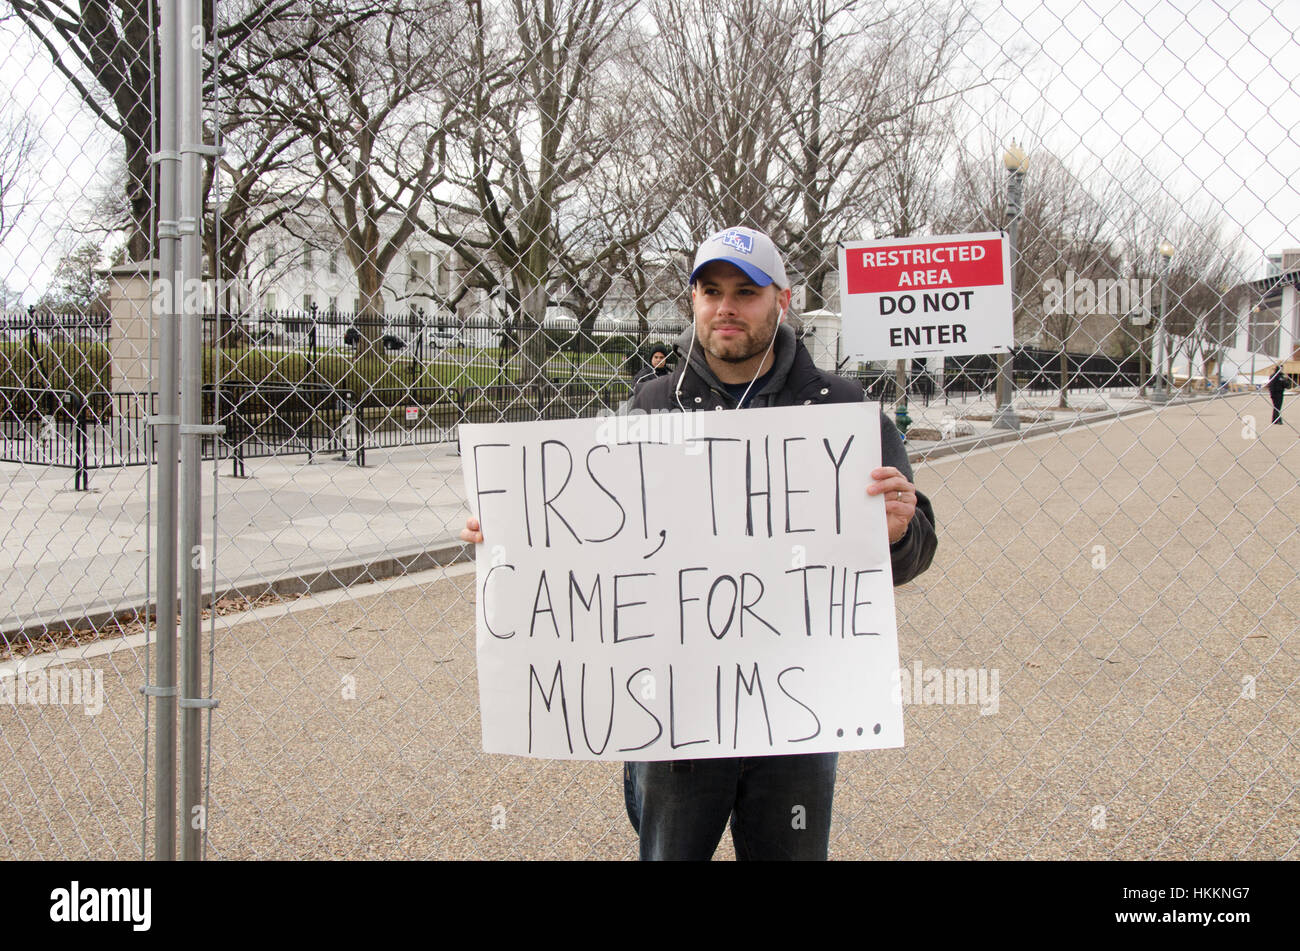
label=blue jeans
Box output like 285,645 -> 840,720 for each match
623,753 -> 838,860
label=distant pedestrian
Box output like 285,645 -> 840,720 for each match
633,342 -> 673,387
1267,364 -> 1291,425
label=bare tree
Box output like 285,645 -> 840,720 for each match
200,95 -> 313,317
940,145 -> 1123,406
1105,168 -> 1254,391
5,0 -> 158,259
549,38 -> 685,344
780,0 -> 974,308
641,0 -> 975,309
4,0 -> 379,261
425,0 -> 647,387
0,278 -> 24,311
244,1 -> 468,355
0,105 -> 38,245
1161,206 -> 1253,386
1107,168 -> 1180,395
641,0 -> 797,237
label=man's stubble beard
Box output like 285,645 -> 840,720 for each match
701,301 -> 780,364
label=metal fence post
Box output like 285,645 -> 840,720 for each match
993,144 -> 1025,431
178,0 -> 212,862
73,392 -> 88,492
149,0 -> 182,863
353,396 -> 365,467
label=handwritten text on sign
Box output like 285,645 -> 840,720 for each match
838,231 -> 1013,360
460,403 -> 905,761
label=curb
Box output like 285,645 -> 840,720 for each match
1,539 -> 472,641
5,389 -> 1256,641
906,390 -> 1253,465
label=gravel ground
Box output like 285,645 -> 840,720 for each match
2,395 -> 1296,860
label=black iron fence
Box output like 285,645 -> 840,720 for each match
0,310 -> 112,393
203,309 -> 665,406
0,309 -> 112,343
0,388 -> 153,490
0,310 -> 1165,487
852,347 -> 1147,407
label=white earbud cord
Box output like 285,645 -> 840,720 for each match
674,321 -> 699,412
676,306 -> 785,411
735,309 -> 783,409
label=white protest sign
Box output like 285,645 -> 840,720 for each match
459,402 -> 905,762
839,231 -> 1013,361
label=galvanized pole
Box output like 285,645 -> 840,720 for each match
152,0 -> 181,861
1157,267 -> 1168,399
179,0 -> 209,861
992,145 -> 1024,431
1153,244 -> 1173,403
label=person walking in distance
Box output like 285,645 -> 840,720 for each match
1267,363 -> 1291,425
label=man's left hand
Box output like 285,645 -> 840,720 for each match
867,466 -> 917,544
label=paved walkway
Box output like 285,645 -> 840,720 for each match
0,443 -> 472,638
0,387 -> 1266,639
3,391 -> 1294,859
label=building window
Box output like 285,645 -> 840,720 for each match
265,291 -> 277,311
329,296 -> 339,313
435,252 -> 449,295
303,293 -> 314,310
1249,304 -> 1281,358
265,245 -> 277,268
303,247 -> 314,270
329,252 -> 339,275
409,252 -> 429,285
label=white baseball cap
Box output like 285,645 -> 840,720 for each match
690,226 -> 789,290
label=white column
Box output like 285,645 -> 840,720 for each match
1282,282 -> 1298,362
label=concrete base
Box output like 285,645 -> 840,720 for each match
990,403 -> 1021,430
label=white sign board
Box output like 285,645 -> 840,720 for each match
839,232 -> 1013,361
459,403 -> 905,761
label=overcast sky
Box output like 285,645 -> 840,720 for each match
964,0 -> 1297,265
1,0 -> 1295,303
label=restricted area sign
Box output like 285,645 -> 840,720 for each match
838,232 -> 1013,361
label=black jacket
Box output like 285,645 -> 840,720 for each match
628,324 -> 937,585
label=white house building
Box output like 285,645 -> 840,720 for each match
1169,249 -> 1300,384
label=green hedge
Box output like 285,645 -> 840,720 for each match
0,341 -> 110,392
207,346 -> 515,409
2,338 -> 633,412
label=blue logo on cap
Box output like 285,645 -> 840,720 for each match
715,229 -> 753,254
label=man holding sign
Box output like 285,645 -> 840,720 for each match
461,226 -> 936,860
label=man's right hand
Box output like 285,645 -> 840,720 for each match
460,517 -> 484,545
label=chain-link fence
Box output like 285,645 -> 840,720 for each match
1,0 -> 1296,860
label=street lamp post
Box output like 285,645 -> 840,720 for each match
992,142 -> 1026,431
1151,240 -> 1174,403
1214,284 -> 1229,390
